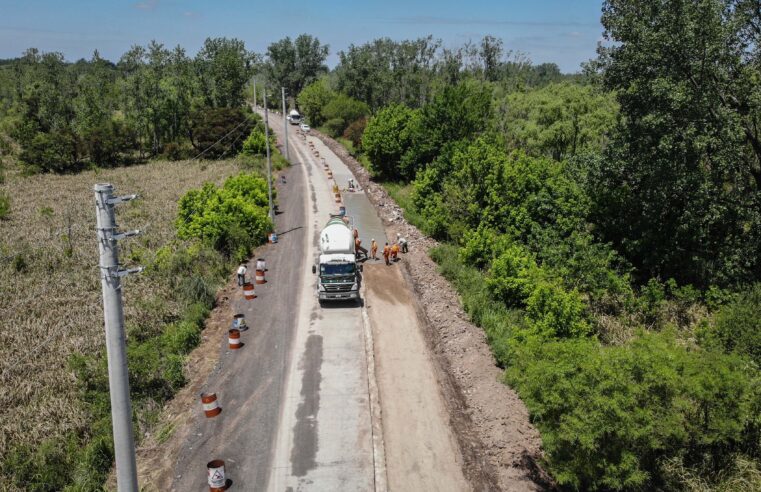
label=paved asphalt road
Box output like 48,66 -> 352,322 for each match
170,123 -> 306,491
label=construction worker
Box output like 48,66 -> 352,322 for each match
383,242 -> 391,265
348,178 -> 355,191
355,237 -> 368,259
370,239 -> 378,260
391,242 -> 400,261
237,264 -> 247,286
353,228 -> 359,240
397,233 -> 408,253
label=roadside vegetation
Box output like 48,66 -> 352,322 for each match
0,35 -> 288,490
287,2 -> 761,490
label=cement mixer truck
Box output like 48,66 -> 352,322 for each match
312,216 -> 362,302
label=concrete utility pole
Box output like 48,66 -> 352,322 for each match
94,184 -> 143,492
282,87 -> 289,162
263,89 -> 275,223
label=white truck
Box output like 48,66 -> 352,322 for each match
312,216 -> 362,302
287,109 -> 302,125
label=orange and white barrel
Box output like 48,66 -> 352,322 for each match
243,282 -> 256,300
255,269 -> 266,284
334,192 -> 341,203
207,459 -> 226,491
256,258 -> 266,271
201,392 -> 221,418
228,329 -> 241,349
327,170 -> 333,178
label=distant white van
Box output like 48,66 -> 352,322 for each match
287,110 -> 302,125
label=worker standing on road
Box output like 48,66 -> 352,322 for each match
371,239 -> 378,260
355,237 -> 368,259
237,264 -> 247,286
353,228 -> 359,240
383,243 -> 391,265
397,233 -> 408,253
391,242 -> 400,261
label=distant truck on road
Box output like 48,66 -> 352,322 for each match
312,216 -> 362,302
287,109 -> 302,125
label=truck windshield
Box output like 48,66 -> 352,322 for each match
320,263 -> 355,275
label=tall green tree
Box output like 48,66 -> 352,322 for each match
266,34 -> 328,99
594,0 -> 761,287
196,37 -> 255,109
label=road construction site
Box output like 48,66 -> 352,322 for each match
134,108 -> 494,491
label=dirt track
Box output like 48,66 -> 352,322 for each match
364,262 -> 470,491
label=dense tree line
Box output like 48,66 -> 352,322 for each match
0,38 -> 257,172
289,5 -> 761,489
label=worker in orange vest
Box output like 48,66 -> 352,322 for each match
355,237 -> 368,259
370,239 -> 378,260
383,243 -> 391,265
391,242 -> 400,261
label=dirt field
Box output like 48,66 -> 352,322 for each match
364,262 -> 470,491
0,159 -> 240,463
316,133 -> 551,491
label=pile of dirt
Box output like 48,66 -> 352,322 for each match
317,134 -> 552,491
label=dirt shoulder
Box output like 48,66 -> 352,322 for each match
316,132 -> 551,491
364,262 -> 471,491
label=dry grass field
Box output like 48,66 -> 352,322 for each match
0,159 -> 240,470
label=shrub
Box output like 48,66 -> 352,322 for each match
20,129 -> 79,172
342,117 -> 367,150
710,284 -> 761,366
0,191 -> 9,220
177,173 -> 272,258
323,117 -> 347,138
485,243 -> 538,307
240,126 -> 275,157
189,107 -> 255,159
525,280 -> 591,338
322,93 -> 369,136
507,331 -> 758,491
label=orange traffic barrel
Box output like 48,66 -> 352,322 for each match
207,459 -> 226,491
201,393 -> 221,418
256,258 -> 266,271
255,269 -> 266,284
243,282 -> 256,300
334,192 -> 341,203
228,329 -> 241,350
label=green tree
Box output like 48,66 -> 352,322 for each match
336,37 -> 439,110
195,37 -> 254,109
362,104 -> 420,180
266,34 -> 328,99
189,107 -> 254,158
594,0 -> 761,287
321,93 -> 369,137
494,82 -> 618,160
296,78 -> 335,127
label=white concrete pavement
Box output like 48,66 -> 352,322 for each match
265,113 -> 387,492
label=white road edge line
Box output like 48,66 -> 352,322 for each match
360,281 -> 388,492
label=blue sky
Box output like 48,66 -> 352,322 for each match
0,0 -> 605,73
